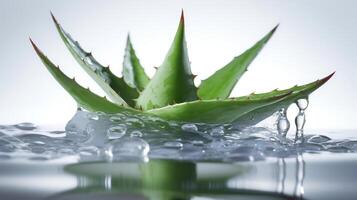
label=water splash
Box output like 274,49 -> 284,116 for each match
0,109 -> 357,163
295,98 -> 309,143
277,108 -> 290,137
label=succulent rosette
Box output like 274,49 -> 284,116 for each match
30,12 -> 333,126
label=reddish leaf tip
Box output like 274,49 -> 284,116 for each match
180,9 -> 185,24
319,72 -> 335,85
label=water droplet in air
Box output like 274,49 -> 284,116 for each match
181,123 -> 198,132
295,98 -> 309,143
15,122 -> 37,130
164,141 -> 183,149
105,138 -> 150,161
107,125 -> 127,140
277,108 -> 290,137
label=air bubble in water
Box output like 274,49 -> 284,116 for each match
181,123 -> 198,132
15,122 -> 37,130
277,108 -> 290,137
164,141 -> 183,149
295,98 -> 309,143
105,138 -> 150,161
107,125 -> 127,140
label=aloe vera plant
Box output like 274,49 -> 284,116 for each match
30,12 -> 334,125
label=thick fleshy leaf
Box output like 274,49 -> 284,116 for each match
147,92 -> 291,123
197,25 -> 278,100
30,39 -> 136,114
136,12 -> 198,110
51,13 -> 138,107
122,35 -> 150,91
234,73 -> 335,126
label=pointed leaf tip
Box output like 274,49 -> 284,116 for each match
197,25 -> 278,100
320,72 -> 335,85
180,9 -> 185,24
50,12 -> 59,25
136,10 -> 198,110
30,38 -> 42,55
272,24 -> 279,33
52,16 -> 139,106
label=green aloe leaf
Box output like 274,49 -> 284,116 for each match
234,73 -> 334,126
197,25 -> 278,100
147,92 -> 291,124
136,12 -> 198,110
30,39 -> 135,114
51,13 -> 139,107
122,35 -> 150,91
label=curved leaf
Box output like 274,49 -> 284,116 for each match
197,25 -> 278,100
51,13 -> 139,107
136,12 -> 198,110
122,35 -> 150,91
30,39 -> 135,114
234,73 -> 335,126
147,92 -> 291,124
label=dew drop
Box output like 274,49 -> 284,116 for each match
181,123 -> 198,132
107,125 -> 127,140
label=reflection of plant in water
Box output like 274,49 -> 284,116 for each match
61,159 -> 295,200
30,11 -> 333,126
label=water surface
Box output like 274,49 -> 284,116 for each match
0,111 -> 356,200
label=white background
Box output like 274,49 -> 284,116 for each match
0,0 -> 355,129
